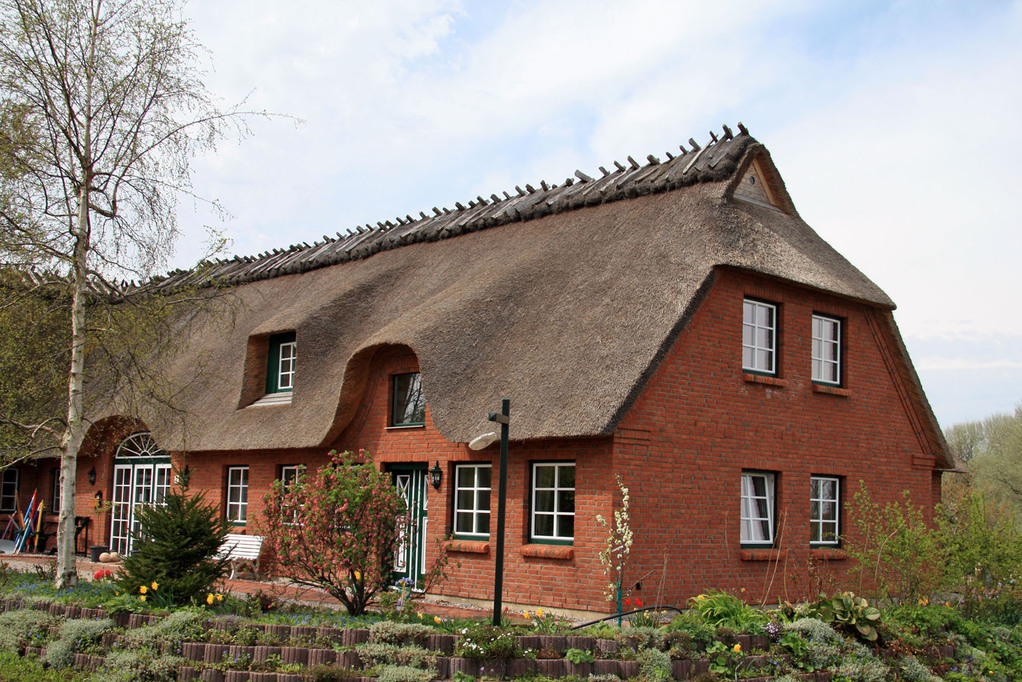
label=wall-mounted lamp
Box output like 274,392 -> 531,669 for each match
429,461 -> 443,490
88,467 -> 96,485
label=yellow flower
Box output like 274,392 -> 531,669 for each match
536,608 -> 544,618
140,595 -> 147,602
207,593 -> 215,605
695,594 -> 706,601
733,643 -> 741,653
523,611 -> 532,620
139,585 -> 147,594
416,612 -> 424,619
216,594 -> 223,602
740,587 -> 746,593
434,616 -> 442,625
354,570 -> 362,581
151,581 -> 159,591
918,597 -> 929,606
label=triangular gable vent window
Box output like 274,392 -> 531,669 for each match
733,160 -> 781,211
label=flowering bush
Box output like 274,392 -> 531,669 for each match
262,449 -> 403,616
595,475 -> 633,606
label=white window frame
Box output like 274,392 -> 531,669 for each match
280,464 -> 304,490
453,464 -> 491,539
277,340 -> 297,391
0,468 -> 18,512
530,462 -> 575,543
51,468 -> 61,511
743,299 -> 777,375
740,471 -> 776,546
811,315 -> 841,385
226,466 -> 249,524
811,475 -> 841,545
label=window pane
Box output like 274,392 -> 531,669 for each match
557,515 -> 574,538
477,514 -> 490,535
476,490 -> 490,510
534,514 -> 554,537
477,466 -> 491,487
535,490 -> 554,512
534,466 -> 555,488
558,490 -> 575,513
457,490 -> 474,509
392,373 -> 426,424
558,465 -> 575,488
457,466 -> 474,487
456,512 -> 473,534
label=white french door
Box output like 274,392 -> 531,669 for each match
108,432 -> 171,556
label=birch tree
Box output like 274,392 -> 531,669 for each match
0,0 -> 247,588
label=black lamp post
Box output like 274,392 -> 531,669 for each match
489,398 -> 510,626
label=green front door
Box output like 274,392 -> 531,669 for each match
391,465 -> 428,588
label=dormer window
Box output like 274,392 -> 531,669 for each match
391,372 -> 426,426
266,332 -> 296,394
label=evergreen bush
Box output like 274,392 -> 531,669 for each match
114,485 -> 230,606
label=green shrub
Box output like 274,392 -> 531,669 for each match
43,617 -> 114,669
846,485 -> 943,601
114,486 -> 230,606
124,609 -> 206,649
356,642 -> 438,669
376,664 -> 436,682
369,620 -> 434,646
636,647 -> 672,681
806,591 -> 882,642
453,625 -> 518,660
0,608 -> 55,651
689,590 -> 767,630
91,648 -> 185,682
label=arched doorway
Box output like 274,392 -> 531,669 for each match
109,432 -> 171,555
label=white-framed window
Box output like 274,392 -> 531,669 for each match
811,476 -> 841,545
51,468 -> 61,511
454,464 -> 491,538
531,462 -> 575,543
280,464 -> 304,490
266,332 -> 296,394
226,466 -> 249,524
812,315 -> 841,385
740,471 -> 776,546
743,299 -> 777,375
0,468 -> 18,512
392,373 -> 426,426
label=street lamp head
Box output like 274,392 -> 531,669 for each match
468,431 -> 499,450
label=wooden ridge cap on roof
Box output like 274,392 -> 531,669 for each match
142,125 -> 755,294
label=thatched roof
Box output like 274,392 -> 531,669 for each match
87,125 -> 950,469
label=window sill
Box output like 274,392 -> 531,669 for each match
447,539 -> 490,554
248,392 -> 292,408
812,384 -> 850,397
810,547 -> 848,561
386,424 -> 425,431
743,373 -> 788,387
520,544 -> 574,561
739,548 -> 786,562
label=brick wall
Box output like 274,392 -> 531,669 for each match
612,267 -> 943,605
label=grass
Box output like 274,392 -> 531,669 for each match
0,650 -> 91,680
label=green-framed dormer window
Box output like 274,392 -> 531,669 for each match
391,373 -> 426,426
266,332 -> 296,394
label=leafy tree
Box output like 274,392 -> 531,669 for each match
262,450 -> 404,616
944,404 -> 1022,524
115,483 -> 230,606
0,0 -> 250,588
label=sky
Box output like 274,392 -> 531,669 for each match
171,0 -> 1022,431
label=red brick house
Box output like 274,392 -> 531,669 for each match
62,125 -> 952,612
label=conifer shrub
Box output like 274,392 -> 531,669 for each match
114,486 -> 230,606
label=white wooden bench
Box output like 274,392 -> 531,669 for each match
217,534 -> 264,580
